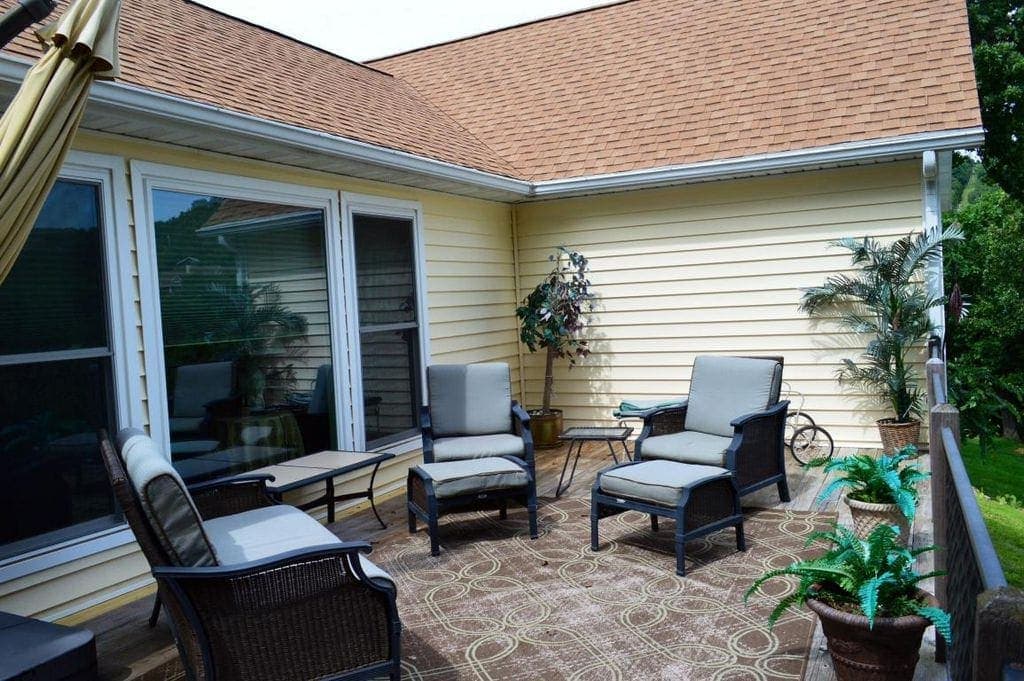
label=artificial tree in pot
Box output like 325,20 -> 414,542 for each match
516,247 -> 595,447
799,226 -> 963,451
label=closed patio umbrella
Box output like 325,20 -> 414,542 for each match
0,0 -> 120,283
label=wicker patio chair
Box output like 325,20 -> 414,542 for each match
635,355 -> 791,502
411,363 -> 538,554
99,429 -> 401,681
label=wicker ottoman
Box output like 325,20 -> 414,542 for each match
407,457 -> 538,556
591,460 -> 745,576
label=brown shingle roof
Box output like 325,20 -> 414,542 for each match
1,0 -> 980,183
373,0 -> 981,180
0,0 -> 518,177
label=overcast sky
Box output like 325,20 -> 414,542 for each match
197,0 -> 613,62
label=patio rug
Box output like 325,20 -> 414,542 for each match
375,497 -> 833,680
136,498 -> 833,681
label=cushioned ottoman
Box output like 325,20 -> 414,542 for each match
591,459 -> 745,575
407,457 -> 538,556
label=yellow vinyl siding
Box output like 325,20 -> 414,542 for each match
514,160 -> 923,449
0,131 -> 516,620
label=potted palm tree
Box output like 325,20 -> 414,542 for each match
516,247 -> 596,448
745,523 -> 951,681
813,444 -> 926,543
799,226 -> 962,452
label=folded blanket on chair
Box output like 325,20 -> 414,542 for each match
615,397 -> 687,415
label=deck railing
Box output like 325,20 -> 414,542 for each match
926,338 -> 1024,681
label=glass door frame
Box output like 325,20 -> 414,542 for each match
130,162 -> 354,455
340,193 -> 431,452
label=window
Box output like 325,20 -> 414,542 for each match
351,212 -> 425,448
0,180 -> 121,559
149,189 -> 338,482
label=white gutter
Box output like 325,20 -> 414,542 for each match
0,55 -> 986,199
0,56 -> 533,196
530,128 -> 986,197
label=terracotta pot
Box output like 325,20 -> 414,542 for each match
808,589 -> 936,681
529,409 -> 563,449
844,495 -> 911,545
876,419 -> 920,454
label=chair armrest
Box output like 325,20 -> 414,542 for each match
420,405 -> 435,463
635,404 -> 688,459
188,474 -> 278,519
153,543 -> 400,681
511,401 -> 535,469
726,400 -> 790,488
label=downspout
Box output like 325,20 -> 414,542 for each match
921,150 -> 947,346
511,204 -> 527,405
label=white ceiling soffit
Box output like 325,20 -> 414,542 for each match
0,56 -> 985,202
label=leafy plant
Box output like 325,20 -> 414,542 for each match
516,247 -> 596,413
800,227 -> 963,423
813,445 -> 927,520
744,523 -> 951,641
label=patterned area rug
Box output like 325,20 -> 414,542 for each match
375,497 -> 834,680
135,498 -> 833,681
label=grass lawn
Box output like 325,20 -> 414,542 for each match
960,437 -> 1024,588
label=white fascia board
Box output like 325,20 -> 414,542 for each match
0,55 -> 532,196
530,128 -> 986,198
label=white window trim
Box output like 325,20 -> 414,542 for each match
341,192 -> 431,450
0,150 -> 141,584
129,161 -> 354,453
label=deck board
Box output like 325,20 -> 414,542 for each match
84,441 -> 945,680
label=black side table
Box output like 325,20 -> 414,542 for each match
555,426 -> 633,497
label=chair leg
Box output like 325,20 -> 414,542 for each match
674,527 -> 687,577
777,478 -> 791,503
499,499 -> 508,520
527,486 -> 539,539
650,514 -> 659,532
590,504 -> 600,551
428,513 -> 440,557
736,521 -> 746,552
407,504 -> 417,534
148,594 -> 161,628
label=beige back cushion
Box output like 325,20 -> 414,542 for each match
428,363 -> 512,437
685,356 -> 782,438
118,430 -> 218,567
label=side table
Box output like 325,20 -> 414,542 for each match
555,426 -> 633,497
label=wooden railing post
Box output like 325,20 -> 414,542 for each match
975,587 -> 1024,681
928,355 -> 955,664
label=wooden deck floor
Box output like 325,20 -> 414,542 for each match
85,441 -> 944,681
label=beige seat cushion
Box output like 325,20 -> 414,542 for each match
599,460 -> 731,507
685,356 -> 782,437
118,430 -> 218,567
432,433 -> 525,462
427,363 -> 512,436
639,430 -> 733,466
417,457 -> 529,499
203,505 -> 393,586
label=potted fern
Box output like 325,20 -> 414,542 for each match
813,444 -> 926,544
799,227 -> 962,452
516,247 -> 596,447
745,523 -> 950,681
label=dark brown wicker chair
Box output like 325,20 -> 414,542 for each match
635,356 -> 791,502
99,430 -> 401,681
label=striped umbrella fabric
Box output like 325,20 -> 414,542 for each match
0,0 -> 120,282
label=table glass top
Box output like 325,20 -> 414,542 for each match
559,426 -> 633,440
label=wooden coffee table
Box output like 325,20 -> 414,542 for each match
555,426 -> 633,497
251,450 -> 395,527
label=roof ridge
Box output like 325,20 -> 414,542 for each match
186,0 -> 393,78
366,0 -> 638,64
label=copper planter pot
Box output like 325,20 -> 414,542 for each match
808,590 -> 936,681
529,409 -> 563,449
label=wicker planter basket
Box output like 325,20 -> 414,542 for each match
808,590 -> 936,681
845,495 -> 911,545
876,419 -> 920,453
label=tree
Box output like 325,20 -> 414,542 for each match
945,174 -> 1024,448
968,0 -> 1024,201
